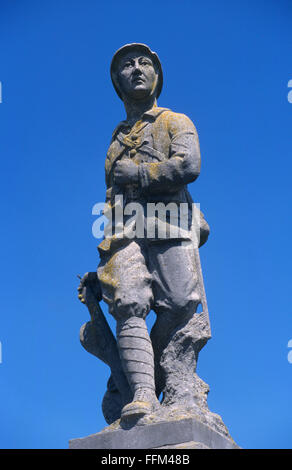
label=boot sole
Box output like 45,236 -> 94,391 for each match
121,400 -> 152,419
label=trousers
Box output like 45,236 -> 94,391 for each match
98,238 -> 200,329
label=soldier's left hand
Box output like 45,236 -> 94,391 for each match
114,160 -> 138,185
77,272 -> 102,306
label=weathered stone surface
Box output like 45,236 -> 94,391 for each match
155,441 -> 210,449
69,416 -> 239,449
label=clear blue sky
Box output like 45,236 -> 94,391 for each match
0,0 -> 291,449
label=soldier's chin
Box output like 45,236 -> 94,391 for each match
129,86 -> 152,100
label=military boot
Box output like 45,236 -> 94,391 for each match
116,316 -> 159,419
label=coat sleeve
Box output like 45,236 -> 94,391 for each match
138,112 -> 201,194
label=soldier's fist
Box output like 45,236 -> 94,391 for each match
114,160 -> 138,185
77,272 -> 102,306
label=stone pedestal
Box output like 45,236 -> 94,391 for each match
69,414 -> 239,449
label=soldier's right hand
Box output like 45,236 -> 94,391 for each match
113,160 -> 139,185
77,272 -> 102,306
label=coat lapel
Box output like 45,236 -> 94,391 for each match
105,107 -> 170,178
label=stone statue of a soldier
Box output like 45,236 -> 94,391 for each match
78,43 -> 212,424
72,43 -> 241,449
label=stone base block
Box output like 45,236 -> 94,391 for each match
69,417 -> 239,449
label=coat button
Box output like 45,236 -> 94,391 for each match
129,149 -> 137,157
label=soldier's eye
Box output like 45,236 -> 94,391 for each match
123,62 -> 132,68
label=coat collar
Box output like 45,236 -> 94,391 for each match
112,105 -> 169,138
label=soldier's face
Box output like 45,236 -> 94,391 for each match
117,52 -> 158,100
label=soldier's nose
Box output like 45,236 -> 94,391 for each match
133,61 -> 142,73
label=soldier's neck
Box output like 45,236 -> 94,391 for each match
123,97 -> 157,127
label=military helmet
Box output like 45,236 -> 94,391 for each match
110,43 -> 163,100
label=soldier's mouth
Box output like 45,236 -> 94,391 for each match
132,76 -> 145,84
